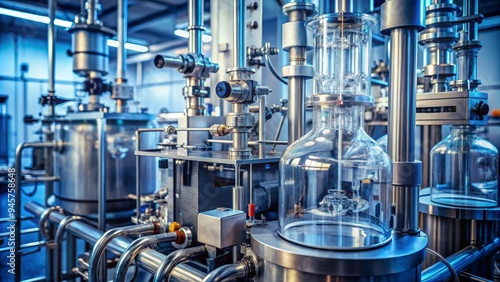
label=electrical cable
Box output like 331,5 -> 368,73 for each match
264,53 -> 288,85
426,247 -> 460,282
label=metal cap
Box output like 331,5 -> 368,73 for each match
381,0 -> 425,35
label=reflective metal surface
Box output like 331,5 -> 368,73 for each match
54,112 -> 156,214
251,221 -> 427,281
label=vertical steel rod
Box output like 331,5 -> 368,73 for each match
188,0 -> 203,54
233,0 -> 246,68
258,95 -> 266,158
116,0 -> 127,81
388,28 -> 420,233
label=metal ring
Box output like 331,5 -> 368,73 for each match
39,206 -> 64,239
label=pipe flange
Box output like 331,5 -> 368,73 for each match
282,65 -> 314,79
282,2 -> 316,17
39,206 -> 64,239
172,227 -> 193,249
453,40 -> 482,51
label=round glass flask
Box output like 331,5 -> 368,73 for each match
430,125 -> 499,207
278,13 -> 392,250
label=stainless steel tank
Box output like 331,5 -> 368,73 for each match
54,112 -> 156,215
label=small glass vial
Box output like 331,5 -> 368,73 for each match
430,125 -> 499,207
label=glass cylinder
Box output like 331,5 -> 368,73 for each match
278,105 -> 392,250
307,13 -> 376,97
430,125 -> 499,207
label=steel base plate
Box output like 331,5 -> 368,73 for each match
251,221 -> 427,278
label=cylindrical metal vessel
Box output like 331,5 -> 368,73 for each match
0,95 -> 9,164
69,23 -> 114,77
54,112 -> 156,215
251,221 -> 427,282
419,188 -> 500,278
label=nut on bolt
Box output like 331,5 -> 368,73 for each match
165,125 -> 177,135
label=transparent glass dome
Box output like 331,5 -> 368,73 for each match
278,105 -> 392,250
431,125 -> 499,207
307,13 -> 376,97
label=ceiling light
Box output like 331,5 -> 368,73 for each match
0,7 -> 72,27
174,29 -> 212,43
107,39 -> 149,53
0,8 -> 149,53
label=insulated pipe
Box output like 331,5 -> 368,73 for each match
25,201 -> 206,281
54,216 -> 86,282
14,142 -> 55,282
116,0 -> 127,82
153,245 -> 207,282
422,239 -> 500,282
233,0 -> 246,68
202,263 -> 247,282
188,0 -> 203,54
114,232 -> 179,282
88,223 -> 157,282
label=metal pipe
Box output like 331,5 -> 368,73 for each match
48,0 -> 56,98
14,142 -> 55,282
54,216 -> 85,282
387,28 -> 420,233
25,201 -> 205,281
422,239 -> 500,282
135,127 -> 164,220
202,263 -> 246,282
153,245 -> 207,282
97,118 -> 106,232
233,0 -> 246,68
86,0 -> 99,25
287,77 -> 305,143
271,113 -> 286,152
88,223 -> 156,282
258,94 -> 266,158
188,0 -> 203,54
114,232 -> 179,282
206,139 -> 287,145
154,55 -> 184,69
116,0 -> 127,82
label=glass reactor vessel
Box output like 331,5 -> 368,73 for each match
278,13 -> 393,250
430,125 -> 499,207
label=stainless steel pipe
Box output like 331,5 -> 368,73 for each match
48,0 -> 56,98
233,0 -> 246,68
25,201 -> 205,281
202,263 -> 246,282
116,0 -> 127,81
389,28 -> 420,233
258,93 -> 266,158
287,77 -> 305,143
114,232 -> 179,282
188,0 -> 203,54
153,245 -> 207,282
54,216 -> 85,282
422,239 -> 500,282
88,223 -> 156,281
97,118 -> 106,233
14,142 -> 55,282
